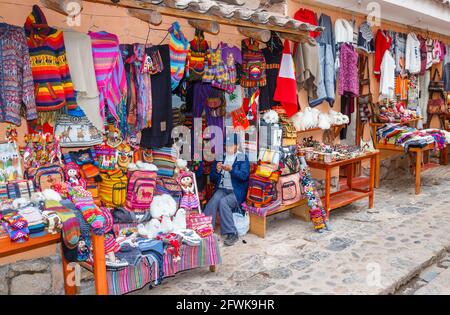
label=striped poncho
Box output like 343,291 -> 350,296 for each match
24,5 -> 76,111
89,31 -> 126,122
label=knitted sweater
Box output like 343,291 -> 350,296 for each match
0,23 -> 37,125
240,38 -> 266,88
24,5 -> 76,111
168,22 -> 189,91
186,34 -> 210,82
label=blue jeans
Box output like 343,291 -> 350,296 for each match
203,188 -> 238,235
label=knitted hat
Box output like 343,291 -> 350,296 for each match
176,170 -> 193,185
65,162 -> 81,179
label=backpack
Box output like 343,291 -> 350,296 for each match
246,174 -> 277,208
99,170 -> 128,207
31,164 -> 65,191
125,170 -> 157,213
81,164 -> 101,206
276,172 -> 302,206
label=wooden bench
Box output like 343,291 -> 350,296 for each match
248,199 -> 308,238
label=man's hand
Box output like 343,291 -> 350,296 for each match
223,164 -> 232,172
216,162 -> 223,172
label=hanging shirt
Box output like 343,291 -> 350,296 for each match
240,38 -> 266,88
0,23 -> 37,125
63,29 -> 102,130
186,33 -> 210,82
338,43 -> 359,97
293,8 -> 320,38
374,30 -> 392,79
334,18 -> 353,44
357,21 -> 375,54
405,33 -> 421,74
380,51 -> 396,99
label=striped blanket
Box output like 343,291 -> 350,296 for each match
241,199 -> 282,217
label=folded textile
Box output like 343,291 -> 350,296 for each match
2,222 -> 29,243
45,200 -> 80,249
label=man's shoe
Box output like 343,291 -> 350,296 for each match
223,233 -> 238,246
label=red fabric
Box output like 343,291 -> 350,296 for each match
293,8 -> 320,38
274,41 -> 298,118
373,30 -> 392,80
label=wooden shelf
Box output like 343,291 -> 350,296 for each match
369,118 -> 420,127
305,151 -> 379,169
327,190 -> 371,211
0,233 -> 60,258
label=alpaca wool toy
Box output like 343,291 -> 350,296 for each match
177,170 -> 200,212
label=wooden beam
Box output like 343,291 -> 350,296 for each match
40,0 -> 83,16
218,0 -> 246,5
238,26 -> 271,42
82,0 -> 311,37
128,7 -> 162,25
278,32 -> 308,43
188,19 -> 220,35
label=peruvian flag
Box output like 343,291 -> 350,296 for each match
274,40 -> 298,117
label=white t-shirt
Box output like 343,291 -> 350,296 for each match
380,51 -> 396,99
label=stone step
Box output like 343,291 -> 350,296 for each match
414,268 -> 450,295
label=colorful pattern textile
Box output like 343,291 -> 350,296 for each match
241,198 -> 282,217
338,43 -> 359,97
89,31 -> 126,122
169,22 -> 189,91
104,234 -> 221,295
240,38 -> 266,88
0,23 -> 37,125
45,200 -> 80,249
186,33 -> 209,82
69,186 -> 105,235
24,5 -> 76,111
152,147 -> 177,177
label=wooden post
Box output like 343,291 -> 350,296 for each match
188,19 -> 220,35
238,27 -> 271,43
40,0 -> 82,16
369,155 -> 376,209
127,8 -> 163,26
375,152 -> 381,188
415,151 -> 422,195
61,245 -> 77,295
92,234 -> 108,295
324,168 -> 331,218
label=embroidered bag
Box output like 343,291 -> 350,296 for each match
231,107 -> 250,130
31,164 -> 65,191
276,172 -> 302,206
99,170 -> 127,207
429,68 -> 445,93
95,145 -> 117,171
246,174 -> 277,208
125,170 -> 157,213
54,114 -> 103,148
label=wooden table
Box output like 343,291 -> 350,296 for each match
0,233 -> 107,295
370,121 -> 448,194
306,151 -> 378,217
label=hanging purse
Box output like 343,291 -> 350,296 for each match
427,98 -> 446,115
358,55 -> 373,123
429,68 -> 445,93
231,107 -> 250,130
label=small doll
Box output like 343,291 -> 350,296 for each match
64,162 -> 86,188
177,170 -> 200,212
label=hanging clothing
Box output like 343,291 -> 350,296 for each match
24,5 -> 76,111
418,72 -> 429,125
373,30 -> 392,79
293,8 -> 320,38
140,45 -> 173,149
186,32 -> 210,82
274,40 -> 298,118
89,31 -> 126,122
334,18 -> 353,44
260,33 -> 283,110
418,35 -> 428,75
295,39 -> 321,100
425,38 -> 434,70
443,63 -> 450,92
405,33 -> 421,75
317,14 -> 336,59
340,93 -> 355,140
221,43 -> 241,94
338,43 -> 359,97
168,22 -> 189,91
393,33 -> 407,75
240,38 -> 266,88
395,75 -> 409,101
379,51 -> 396,99
192,82 -> 224,135
63,29 -> 102,130
203,44 -> 230,92
357,21 -> 375,54
0,23 -> 37,125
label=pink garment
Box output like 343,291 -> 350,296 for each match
88,31 -> 126,122
338,43 -> 359,96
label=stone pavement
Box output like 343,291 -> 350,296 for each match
130,162 -> 450,295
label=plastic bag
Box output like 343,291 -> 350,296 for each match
233,211 -> 249,237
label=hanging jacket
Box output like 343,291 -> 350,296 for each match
24,5 -> 76,111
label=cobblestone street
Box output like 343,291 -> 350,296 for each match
128,163 -> 450,295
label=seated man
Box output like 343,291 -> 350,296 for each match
204,135 -> 250,246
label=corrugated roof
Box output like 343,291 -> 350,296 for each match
135,0 -> 323,33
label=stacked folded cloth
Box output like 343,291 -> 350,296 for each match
185,212 -> 213,238
152,147 -> 176,177
1,211 -> 30,243
241,199 -> 282,217
18,205 -> 46,237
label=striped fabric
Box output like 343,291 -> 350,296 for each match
88,31 -> 126,122
152,147 -> 177,177
24,5 -> 76,111
105,234 -> 221,295
241,199 -> 282,217
169,22 -> 189,91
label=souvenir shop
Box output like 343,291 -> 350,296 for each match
0,0 -> 450,295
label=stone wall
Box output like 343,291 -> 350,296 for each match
0,253 -> 64,295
